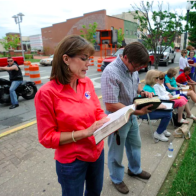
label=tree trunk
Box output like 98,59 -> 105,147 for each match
153,53 -> 161,69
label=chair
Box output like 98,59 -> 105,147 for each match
138,100 -> 174,143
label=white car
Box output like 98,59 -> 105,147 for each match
158,47 -> 176,66
39,55 -> 54,66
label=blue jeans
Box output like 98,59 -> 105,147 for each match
9,81 -> 22,105
140,110 -> 172,134
56,149 -> 104,196
108,115 -> 142,184
179,71 -> 183,75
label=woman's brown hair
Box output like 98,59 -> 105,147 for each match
167,68 -> 177,78
181,49 -> 187,56
158,71 -> 165,79
50,35 -> 95,84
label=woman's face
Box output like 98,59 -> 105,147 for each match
158,76 -> 164,84
190,52 -> 194,58
64,53 -> 91,79
182,51 -> 187,57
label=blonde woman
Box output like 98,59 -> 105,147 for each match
139,70 -> 172,142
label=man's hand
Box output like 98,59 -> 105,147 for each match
134,104 -> 153,116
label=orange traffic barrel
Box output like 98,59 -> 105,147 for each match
97,58 -> 103,72
90,56 -> 94,66
29,64 -> 42,85
24,61 -> 31,77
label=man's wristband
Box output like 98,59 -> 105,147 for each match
139,90 -> 145,95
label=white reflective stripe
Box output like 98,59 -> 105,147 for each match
30,78 -> 41,82
29,71 -> 40,74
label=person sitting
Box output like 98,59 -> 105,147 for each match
165,68 -> 196,102
179,49 -> 189,75
155,71 -> 196,123
139,70 -> 172,142
176,67 -> 196,93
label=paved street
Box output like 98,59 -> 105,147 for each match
0,53 -> 181,131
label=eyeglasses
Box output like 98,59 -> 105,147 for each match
159,78 -> 164,80
79,57 -> 91,62
184,52 -> 187,54
7,60 -> 13,62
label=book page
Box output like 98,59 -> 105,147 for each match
94,104 -> 135,134
181,86 -> 189,90
161,102 -> 173,109
172,94 -> 180,99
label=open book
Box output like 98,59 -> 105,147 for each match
170,94 -> 180,100
93,104 -> 135,144
133,96 -> 161,111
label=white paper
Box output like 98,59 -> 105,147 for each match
161,102 -> 173,109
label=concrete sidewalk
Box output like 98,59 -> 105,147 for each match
0,96 -> 195,196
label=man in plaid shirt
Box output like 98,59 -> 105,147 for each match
101,42 -> 153,194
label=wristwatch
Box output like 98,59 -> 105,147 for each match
139,90 -> 145,95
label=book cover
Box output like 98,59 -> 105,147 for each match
93,104 -> 135,144
133,96 -> 161,111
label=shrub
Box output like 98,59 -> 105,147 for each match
24,54 -> 33,59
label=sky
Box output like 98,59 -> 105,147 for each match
0,0 -> 194,38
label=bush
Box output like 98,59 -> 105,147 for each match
24,54 -> 33,59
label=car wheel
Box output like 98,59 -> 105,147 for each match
171,56 -> 175,64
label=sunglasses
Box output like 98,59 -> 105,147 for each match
159,78 -> 164,80
7,60 -> 13,62
155,77 -> 159,79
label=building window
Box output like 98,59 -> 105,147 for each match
126,30 -> 128,35
111,26 -> 114,30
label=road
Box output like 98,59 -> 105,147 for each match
0,52 -> 181,131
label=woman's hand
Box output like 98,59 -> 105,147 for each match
86,117 -> 110,137
168,94 -> 173,98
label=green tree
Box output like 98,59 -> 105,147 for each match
0,35 -> 20,51
187,1 -> 196,48
117,29 -> 124,48
130,1 -> 184,69
80,22 -> 98,44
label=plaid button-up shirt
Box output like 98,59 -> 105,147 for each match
101,55 -> 140,110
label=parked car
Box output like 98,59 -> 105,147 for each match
101,48 -> 155,72
39,55 -> 53,66
149,46 -> 176,66
0,56 -> 24,67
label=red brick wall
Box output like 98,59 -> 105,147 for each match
41,10 -> 125,56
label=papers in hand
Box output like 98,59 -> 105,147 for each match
170,94 -> 180,100
93,104 -> 135,144
180,86 -> 190,91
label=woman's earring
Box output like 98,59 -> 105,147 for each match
67,64 -> 69,71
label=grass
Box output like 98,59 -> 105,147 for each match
26,59 -> 40,63
157,123 -> 196,196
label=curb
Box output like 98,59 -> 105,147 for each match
0,120 -> 37,139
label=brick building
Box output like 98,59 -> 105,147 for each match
41,10 -> 137,55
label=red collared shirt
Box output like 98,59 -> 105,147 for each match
176,73 -> 190,84
34,77 -> 106,163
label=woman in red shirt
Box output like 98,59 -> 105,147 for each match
34,35 -> 109,196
